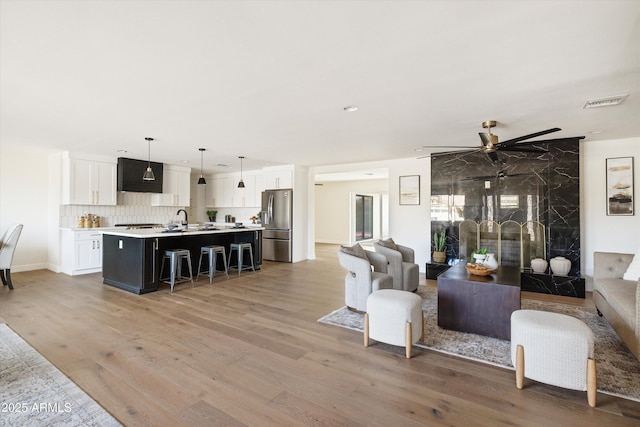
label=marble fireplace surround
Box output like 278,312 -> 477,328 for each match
430,138 -> 584,297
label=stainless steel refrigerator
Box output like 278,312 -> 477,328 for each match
261,189 -> 292,262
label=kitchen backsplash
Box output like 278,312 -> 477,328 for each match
59,192 -> 187,227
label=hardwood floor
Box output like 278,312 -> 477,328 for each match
1,244 -> 639,426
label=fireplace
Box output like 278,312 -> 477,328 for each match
430,138 -> 584,297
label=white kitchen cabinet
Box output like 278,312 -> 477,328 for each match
263,169 -> 293,189
206,173 -> 262,208
233,174 -> 257,207
205,177 -> 232,207
62,155 -> 117,205
151,164 -> 191,206
60,229 -> 103,275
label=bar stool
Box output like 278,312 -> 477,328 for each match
227,242 -> 255,276
159,249 -> 194,292
197,245 -> 229,283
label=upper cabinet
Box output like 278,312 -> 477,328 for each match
62,153 -> 117,205
263,167 -> 293,189
151,164 -> 191,206
205,176 -> 232,207
205,172 -> 261,208
204,165 -> 295,208
233,174 -> 257,207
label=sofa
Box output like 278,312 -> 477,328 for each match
593,251 -> 640,359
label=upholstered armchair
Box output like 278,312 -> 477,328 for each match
0,224 -> 23,290
374,238 -> 419,292
338,244 -> 394,312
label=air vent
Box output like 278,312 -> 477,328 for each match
583,94 -> 628,109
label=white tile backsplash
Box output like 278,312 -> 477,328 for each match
59,192 -> 190,227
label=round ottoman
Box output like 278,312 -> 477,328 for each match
365,289 -> 424,358
511,309 -> 597,407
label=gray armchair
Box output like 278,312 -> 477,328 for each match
0,224 -> 23,290
338,244 -> 393,312
374,238 -> 419,292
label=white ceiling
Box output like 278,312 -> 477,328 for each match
1,1 -> 639,176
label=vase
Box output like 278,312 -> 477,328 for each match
473,254 -> 486,263
433,251 -> 446,263
483,253 -> 498,269
530,258 -> 548,274
550,256 -> 571,276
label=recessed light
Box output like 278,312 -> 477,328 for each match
583,94 -> 628,109
180,160 -> 190,163
588,130 -> 604,134
414,148 -> 424,152
116,149 -> 128,153
343,105 -> 359,112
216,164 -> 229,168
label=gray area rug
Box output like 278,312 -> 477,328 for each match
0,323 -> 122,426
318,285 -> 640,402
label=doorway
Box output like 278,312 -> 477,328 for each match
354,194 -> 373,241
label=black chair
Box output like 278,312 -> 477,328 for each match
0,224 -> 23,290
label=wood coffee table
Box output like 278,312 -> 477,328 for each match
437,263 -> 521,340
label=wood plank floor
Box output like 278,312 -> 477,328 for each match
1,244 -> 639,426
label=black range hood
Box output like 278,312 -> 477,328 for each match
117,157 -> 163,193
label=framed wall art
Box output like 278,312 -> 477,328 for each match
606,156 -> 634,215
399,175 -> 420,205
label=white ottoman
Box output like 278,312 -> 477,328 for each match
511,309 -> 597,407
365,289 -> 424,358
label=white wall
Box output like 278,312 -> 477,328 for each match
0,144 -> 53,271
581,137 -> 640,289
387,158 -> 431,273
315,179 -> 388,244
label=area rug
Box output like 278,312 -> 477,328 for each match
0,323 -> 122,426
318,286 -> 640,402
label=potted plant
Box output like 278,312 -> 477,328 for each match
432,229 -> 447,263
472,248 -> 488,263
206,210 -> 217,222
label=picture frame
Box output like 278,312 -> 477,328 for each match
606,157 -> 634,216
399,175 -> 420,205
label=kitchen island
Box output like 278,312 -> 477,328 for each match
101,227 -> 263,294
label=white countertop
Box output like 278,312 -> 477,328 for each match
100,226 -> 264,239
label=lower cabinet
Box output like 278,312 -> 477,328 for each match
60,229 -> 103,275
102,235 -> 158,294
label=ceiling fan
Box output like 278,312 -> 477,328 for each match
419,120 -> 568,162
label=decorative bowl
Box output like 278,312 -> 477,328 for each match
466,263 -> 496,276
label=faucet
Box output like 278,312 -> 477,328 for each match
177,209 -> 188,227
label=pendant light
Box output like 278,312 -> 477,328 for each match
143,137 -> 155,181
197,148 -> 206,185
237,156 -> 245,188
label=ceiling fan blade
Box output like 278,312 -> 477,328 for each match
514,136 -> 586,145
421,145 -> 478,148
417,149 -> 478,160
497,128 -> 561,147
